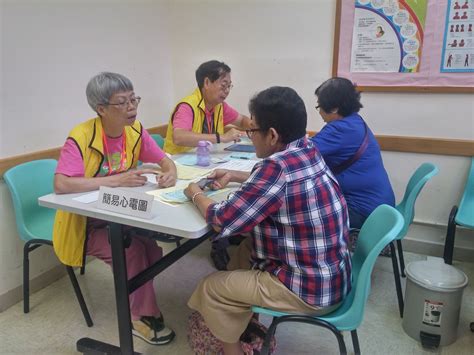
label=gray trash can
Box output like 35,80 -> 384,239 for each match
402,257 -> 468,348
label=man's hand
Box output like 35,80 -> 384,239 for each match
184,182 -> 203,200
207,169 -> 233,190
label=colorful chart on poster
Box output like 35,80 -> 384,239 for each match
350,0 -> 428,72
440,0 -> 473,72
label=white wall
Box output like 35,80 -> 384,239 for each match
0,0 -> 175,301
0,3 -> 3,140
1,0 -> 473,306
0,0 -> 174,157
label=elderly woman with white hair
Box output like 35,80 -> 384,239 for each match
53,72 -> 177,346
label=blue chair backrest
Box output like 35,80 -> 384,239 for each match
150,134 -> 165,149
4,159 -> 57,242
324,205 -> 403,330
456,157 -> 474,227
395,163 -> 438,239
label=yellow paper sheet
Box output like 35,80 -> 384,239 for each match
176,164 -> 213,180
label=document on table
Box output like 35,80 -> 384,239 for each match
175,155 -> 230,166
176,164 -> 213,180
140,162 -> 211,180
174,155 -> 197,166
72,191 -> 100,203
147,183 -> 228,204
217,159 -> 259,172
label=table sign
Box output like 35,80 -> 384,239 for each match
97,186 -> 154,219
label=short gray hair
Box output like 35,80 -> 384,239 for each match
86,72 -> 134,112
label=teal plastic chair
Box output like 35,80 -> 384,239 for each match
444,157 -> 474,264
150,133 -> 165,149
391,162 -> 438,317
252,205 -> 404,355
142,133 -> 183,247
4,159 -> 93,327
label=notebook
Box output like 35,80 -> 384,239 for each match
224,144 -> 256,153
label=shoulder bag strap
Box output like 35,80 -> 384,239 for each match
331,121 -> 369,175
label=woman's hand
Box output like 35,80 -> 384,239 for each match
207,169 -> 233,190
113,169 -> 155,187
157,156 -> 178,188
221,128 -> 242,143
158,171 -> 177,188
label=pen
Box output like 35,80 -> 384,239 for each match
233,156 -> 250,160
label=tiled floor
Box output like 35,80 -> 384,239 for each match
0,240 -> 473,354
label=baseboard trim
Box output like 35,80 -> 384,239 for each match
0,226 -> 471,312
0,264 -> 66,312
402,237 -> 474,262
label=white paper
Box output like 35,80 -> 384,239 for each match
143,173 -> 157,184
217,159 -> 259,172
72,191 -> 100,203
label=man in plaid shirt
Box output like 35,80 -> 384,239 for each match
185,86 -> 351,354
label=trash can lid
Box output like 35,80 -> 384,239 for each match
406,257 -> 468,291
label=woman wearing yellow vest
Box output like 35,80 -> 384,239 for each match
53,72 -> 177,346
163,60 -> 251,155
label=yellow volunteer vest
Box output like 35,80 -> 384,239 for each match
164,88 -> 224,154
52,117 -> 143,266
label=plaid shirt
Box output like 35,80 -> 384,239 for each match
206,137 -> 351,307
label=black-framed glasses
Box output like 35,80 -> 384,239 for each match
105,96 -> 141,109
245,128 -> 265,138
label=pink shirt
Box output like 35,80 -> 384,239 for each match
56,128 -> 166,177
172,102 -> 239,131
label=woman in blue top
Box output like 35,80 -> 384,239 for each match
310,77 -> 395,229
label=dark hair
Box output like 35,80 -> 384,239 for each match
248,86 -> 307,144
195,60 -> 231,89
315,77 -> 363,117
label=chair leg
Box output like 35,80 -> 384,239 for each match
175,239 -> 181,247
334,330 -> 348,355
260,315 -> 347,355
23,241 -> 45,314
443,206 -> 458,265
351,329 -> 361,355
390,242 -> 404,318
396,239 -> 406,278
23,243 -> 31,314
66,266 -> 93,327
80,264 -> 86,275
260,317 -> 277,355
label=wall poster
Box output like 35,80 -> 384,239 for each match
440,0 -> 473,72
333,0 -> 474,92
350,0 -> 428,73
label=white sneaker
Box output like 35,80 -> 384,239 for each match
132,315 -> 175,345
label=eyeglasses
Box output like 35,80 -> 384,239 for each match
104,96 -> 141,109
315,105 -> 320,111
220,83 -> 233,92
245,128 -> 265,138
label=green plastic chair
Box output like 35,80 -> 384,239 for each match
252,205 -> 404,355
4,159 -> 93,327
150,133 -> 165,149
444,157 -> 474,264
391,162 -> 438,317
141,133 -> 183,247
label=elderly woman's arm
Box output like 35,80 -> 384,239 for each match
53,168 -> 158,194
173,127 -> 243,146
156,156 -> 177,188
